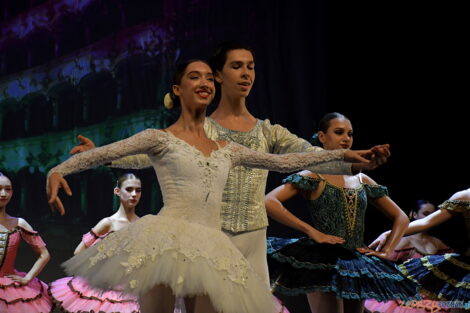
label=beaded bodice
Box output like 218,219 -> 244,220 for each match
283,174 -> 388,250
0,227 -> 46,276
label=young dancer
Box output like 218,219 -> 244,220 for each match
264,113 -> 418,313
370,189 -> 470,312
49,173 -> 141,313
0,172 -> 52,313
365,200 -> 452,313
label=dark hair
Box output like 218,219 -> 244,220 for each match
208,41 -> 255,105
409,199 -> 433,221
168,59 -> 211,107
318,112 -> 348,133
209,41 -> 255,73
309,112 -> 348,147
116,173 -> 140,188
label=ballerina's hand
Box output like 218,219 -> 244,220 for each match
356,144 -> 391,170
371,144 -> 391,166
6,275 -> 31,285
47,172 -> 72,216
69,135 -> 96,155
368,230 -> 391,251
356,247 -> 391,260
307,229 -> 345,245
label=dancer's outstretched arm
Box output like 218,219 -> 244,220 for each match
48,129 -> 166,215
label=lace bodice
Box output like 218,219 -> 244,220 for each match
0,227 -> 46,276
49,129 -> 344,229
283,174 -> 388,249
111,118 -> 352,233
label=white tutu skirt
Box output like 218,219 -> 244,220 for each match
63,214 -> 277,313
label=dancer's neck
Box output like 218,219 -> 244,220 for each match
170,106 -> 207,137
211,94 -> 252,119
116,205 -> 137,222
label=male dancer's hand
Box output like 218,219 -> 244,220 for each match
70,135 -> 96,155
47,172 -> 72,215
371,144 -> 391,166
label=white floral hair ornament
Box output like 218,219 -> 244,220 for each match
163,92 -> 174,109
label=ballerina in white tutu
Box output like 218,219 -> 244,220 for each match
47,59 -> 371,313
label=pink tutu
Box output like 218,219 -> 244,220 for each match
49,276 -> 139,313
0,270 -> 52,313
275,296 -> 291,313
1,226 -> 53,313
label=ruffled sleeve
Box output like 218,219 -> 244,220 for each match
82,230 -> 102,247
282,174 -> 321,191
18,227 -> 46,248
438,200 -> 470,213
363,184 -> 389,199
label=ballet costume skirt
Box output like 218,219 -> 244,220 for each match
365,247 -> 453,313
49,230 -> 139,313
0,226 -> 53,313
267,174 -> 420,302
47,128 -> 345,313
399,200 -> 470,302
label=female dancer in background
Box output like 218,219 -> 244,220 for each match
370,189 -> 470,313
47,60 -> 369,313
0,172 -> 52,313
365,200 -> 452,313
49,173 -> 141,313
264,113 -> 418,313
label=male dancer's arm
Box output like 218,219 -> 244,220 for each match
266,120 -> 389,174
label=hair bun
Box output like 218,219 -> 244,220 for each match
309,133 -> 321,146
164,92 -> 174,109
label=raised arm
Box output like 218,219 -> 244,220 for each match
369,190 -> 468,251
265,173 -> 345,244
70,134 -> 153,169
406,209 -> 453,235
229,142 -> 369,173
7,218 -> 50,286
48,129 -> 166,215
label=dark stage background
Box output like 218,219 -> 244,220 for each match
0,1 -> 466,312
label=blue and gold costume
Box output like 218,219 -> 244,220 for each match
399,200 -> 470,301
267,174 -> 419,301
